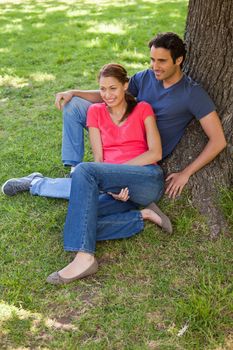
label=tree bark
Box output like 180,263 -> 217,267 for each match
162,0 -> 233,237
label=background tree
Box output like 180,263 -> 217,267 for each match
163,0 -> 233,237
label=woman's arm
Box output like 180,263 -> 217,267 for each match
89,127 -> 103,162
125,116 -> 162,166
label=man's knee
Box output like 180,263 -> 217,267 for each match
63,96 -> 83,116
63,96 -> 90,126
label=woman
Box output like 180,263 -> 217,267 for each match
45,63 -> 172,284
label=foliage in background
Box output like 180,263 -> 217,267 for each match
0,1 -> 232,349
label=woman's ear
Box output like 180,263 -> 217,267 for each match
124,82 -> 129,91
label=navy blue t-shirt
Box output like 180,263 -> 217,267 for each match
128,69 -> 215,159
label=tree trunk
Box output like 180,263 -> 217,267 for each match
162,0 -> 233,237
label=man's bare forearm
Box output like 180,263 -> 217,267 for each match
165,111 -> 227,198
183,137 -> 227,178
55,89 -> 102,110
70,90 -> 102,103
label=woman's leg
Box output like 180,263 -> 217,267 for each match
63,162 -> 164,253
47,162 -> 164,284
62,97 -> 92,166
96,194 -> 172,241
96,193 -> 143,241
48,200 -> 169,284
51,194 -> 141,284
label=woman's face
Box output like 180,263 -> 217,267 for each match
99,76 -> 128,108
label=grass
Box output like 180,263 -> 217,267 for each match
0,0 -> 232,349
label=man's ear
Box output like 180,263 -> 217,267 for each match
176,56 -> 183,66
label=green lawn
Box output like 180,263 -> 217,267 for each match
0,1 -> 232,349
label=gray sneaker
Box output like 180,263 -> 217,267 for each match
1,172 -> 44,196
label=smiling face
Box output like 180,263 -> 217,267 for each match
150,46 -> 183,85
99,76 -> 128,108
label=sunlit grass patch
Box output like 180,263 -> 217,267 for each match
0,74 -> 28,88
29,72 -> 56,82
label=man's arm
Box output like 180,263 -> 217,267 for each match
165,111 -> 227,199
55,90 -> 102,110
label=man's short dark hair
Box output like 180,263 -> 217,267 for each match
148,32 -> 186,67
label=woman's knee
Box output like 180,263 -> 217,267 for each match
73,162 -> 97,178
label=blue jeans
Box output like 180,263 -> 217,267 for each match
30,96 -> 90,198
63,162 -> 164,253
30,177 -> 144,241
62,96 -> 91,166
30,177 -> 71,199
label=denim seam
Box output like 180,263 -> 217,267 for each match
138,211 -> 144,223
64,246 -> 95,253
78,166 -> 98,252
97,170 -> 162,177
79,188 -> 94,251
100,215 -> 143,224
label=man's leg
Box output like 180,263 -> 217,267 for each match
1,173 -> 43,197
62,96 -> 92,166
30,177 -> 71,200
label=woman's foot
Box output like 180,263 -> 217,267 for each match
141,208 -> 162,224
59,252 -> 95,279
141,202 -> 173,234
46,252 -> 98,285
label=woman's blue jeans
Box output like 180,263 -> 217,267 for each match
63,162 -> 164,253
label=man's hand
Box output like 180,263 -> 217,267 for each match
108,188 -> 130,202
165,171 -> 190,199
55,91 -> 73,110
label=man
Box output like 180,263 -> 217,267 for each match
2,32 -> 226,200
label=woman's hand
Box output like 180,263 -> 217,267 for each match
108,188 -> 130,202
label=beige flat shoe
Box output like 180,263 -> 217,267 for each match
147,202 -> 173,234
46,258 -> 98,285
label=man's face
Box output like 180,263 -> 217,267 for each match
150,46 -> 182,82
